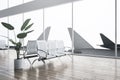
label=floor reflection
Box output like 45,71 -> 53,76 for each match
0,50 -> 120,80
14,62 -> 68,80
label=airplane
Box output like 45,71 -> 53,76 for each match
67,28 -> 120,56
68,28 -> 94,53
37,26 -> 51,41
100,33 -> 120,50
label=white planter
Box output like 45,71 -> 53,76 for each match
14,58 -> 25,69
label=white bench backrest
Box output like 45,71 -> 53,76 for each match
47,40 -> 57,55
26,40 -> 37,55
56,40 -> 64,52
37,40 -> 47,57
26,40 -> 65,56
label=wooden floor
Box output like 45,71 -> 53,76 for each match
0,50 -> 120,80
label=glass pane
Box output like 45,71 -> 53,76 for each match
0,18 -> 8,45
0,0 -> 8,10
117,0 -> 120,78
9,0 -> 23,7
24,0 -> 34,3
8,14 -> 23,46
73,0 -> 115,55
24,10 -> 43,45
45,3 -> 72,49
0,0 -> 8,46
118,0 -> 120,55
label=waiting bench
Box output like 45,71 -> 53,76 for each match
23,40 -> 71,65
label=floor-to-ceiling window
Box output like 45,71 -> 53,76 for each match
0,0 -> 43,46
44,3 -> 72,48
8,0 -> 23,46
24,0 -> 33,3
0,0 -> 118,55
0,0 -> 8,46
24,10 -> 43,45
118,0 -> 120,54
0,0 -> 119,79
73,0 -> 115,56
0,0 -> 117,56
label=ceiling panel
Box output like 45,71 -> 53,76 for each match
0,0 -> 80,18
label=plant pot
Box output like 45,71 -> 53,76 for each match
14,58 -> 24,70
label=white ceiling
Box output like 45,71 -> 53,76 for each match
0,0 -> 80,18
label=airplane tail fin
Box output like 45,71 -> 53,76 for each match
100,33 -> 114,46
37,27 -> 51,40
68,28 -> 94,49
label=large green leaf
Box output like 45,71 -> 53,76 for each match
1,22 -> 14,30
24,23 -> 34,30
21,19 -> 31,31
17,33 -> 27,39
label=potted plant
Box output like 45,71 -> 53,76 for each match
1,18 -> 34,69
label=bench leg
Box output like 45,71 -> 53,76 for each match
38,57 -> 46,64
27,58 -> 32,65
32,59 -> 38,65
41,59 -> 45,64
